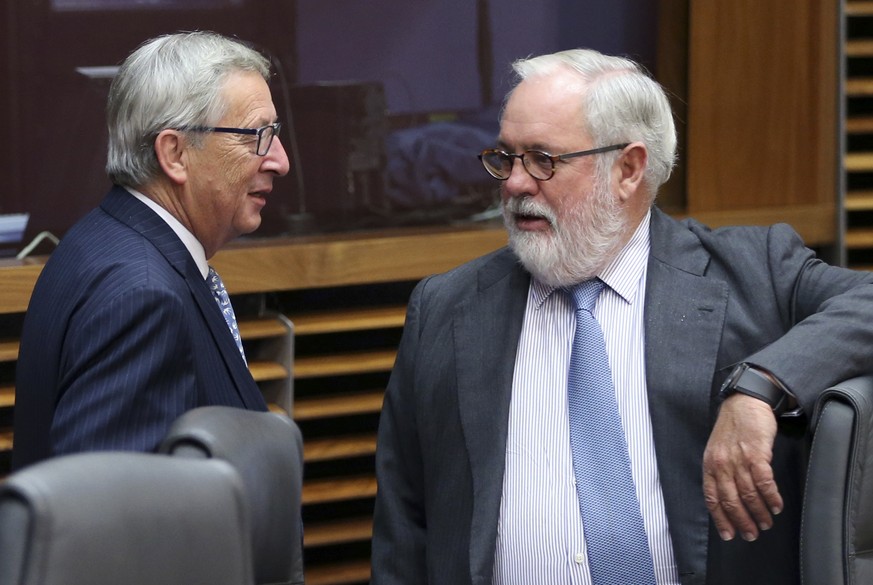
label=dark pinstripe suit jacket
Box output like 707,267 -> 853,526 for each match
12,186 -> 266,470
371,207 -> 873,585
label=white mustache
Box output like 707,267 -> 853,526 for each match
503,197 -> 557,226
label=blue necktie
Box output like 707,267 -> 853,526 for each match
207,266 -> 247,365
567,279 -> 656,584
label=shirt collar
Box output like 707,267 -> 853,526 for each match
531,209 -> 651,308
128,187 -> 209,279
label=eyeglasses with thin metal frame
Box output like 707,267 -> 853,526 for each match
478,143 -> 630,181
176,122 -> 282,156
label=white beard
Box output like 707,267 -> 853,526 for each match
502,180 -> 629,288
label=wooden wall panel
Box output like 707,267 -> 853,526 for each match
686,0 -> 838,238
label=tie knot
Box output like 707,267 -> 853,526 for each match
568,278 -> 604,313
207,266 -> 223,291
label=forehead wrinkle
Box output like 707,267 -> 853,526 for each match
217,72 -> 276,128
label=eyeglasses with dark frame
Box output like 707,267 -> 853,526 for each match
478,143 -> 630,181
176,122 -> 282,156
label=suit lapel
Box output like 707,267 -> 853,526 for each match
100,187 -> 264,409
454,250 -> 529,583
183,265 -> 266,409
645,208 -> 727,582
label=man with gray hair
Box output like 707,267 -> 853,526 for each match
13,31 -> 290,469
371,48 -> 873,584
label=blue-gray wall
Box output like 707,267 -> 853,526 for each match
295,0 -> 658,115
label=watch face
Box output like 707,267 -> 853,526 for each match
720,364 -> 748,394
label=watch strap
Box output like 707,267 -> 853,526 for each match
720,364 -> 790,415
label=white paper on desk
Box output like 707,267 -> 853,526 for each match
0,213 -> 30,244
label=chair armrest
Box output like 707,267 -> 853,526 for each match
801,375 -> 873,585
809,375 -> 873,431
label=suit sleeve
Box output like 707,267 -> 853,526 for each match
371,279 -> 429,584
745,223 -> 873,411
51,286 -> 198,455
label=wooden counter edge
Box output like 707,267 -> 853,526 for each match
0,224 -> 508,314
0,206 -> 837,314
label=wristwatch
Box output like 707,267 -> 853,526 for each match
719,363 -> 793,416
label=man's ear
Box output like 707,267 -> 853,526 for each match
614,142 -> 647,202
154,129 -> 188,185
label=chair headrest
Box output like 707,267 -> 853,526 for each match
160,405 -> 305,585
0,451 -> 254,585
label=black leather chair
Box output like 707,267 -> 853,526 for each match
0,452 -> 253,585
160,405 -> 305,585
801,375 -> 873,584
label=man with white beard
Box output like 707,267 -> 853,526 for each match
370,48 -> 873,585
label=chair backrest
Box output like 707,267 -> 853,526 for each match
0,452 -> 253,585
801,375 -> 873,585
159,405 -> 305,585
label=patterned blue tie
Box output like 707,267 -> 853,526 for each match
567,279 -> 656,584
207,266 -> 247,365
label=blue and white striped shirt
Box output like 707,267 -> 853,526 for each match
493,211 -> 680,584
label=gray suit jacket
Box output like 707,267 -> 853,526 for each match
371,207 -> 873,585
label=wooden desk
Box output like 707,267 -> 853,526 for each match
0,222 -> 507,585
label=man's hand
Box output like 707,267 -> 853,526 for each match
703,393 -> 781,542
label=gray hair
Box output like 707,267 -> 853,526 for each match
509,49 -> 677,197
106,31 -> 271,187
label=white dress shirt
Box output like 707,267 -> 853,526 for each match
493,211 -> 680,584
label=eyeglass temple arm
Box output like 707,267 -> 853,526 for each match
558,143 -> 630,161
